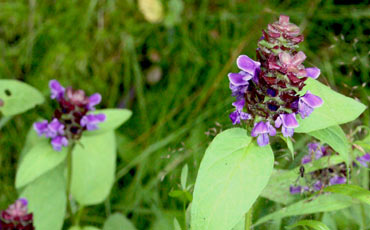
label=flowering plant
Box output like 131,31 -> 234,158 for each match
190,15 -> 368,230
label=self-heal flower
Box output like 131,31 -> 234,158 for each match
356,153 -> 370,167
299,91 -> 323,119
275,113 -> 299,137
80,114 -> 106,131
0,198 -> 34,230
33,79 -> 105,151
251,121 -> 276,146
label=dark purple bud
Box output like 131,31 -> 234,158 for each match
49,80 -> 65,100
66,87 -> 89,106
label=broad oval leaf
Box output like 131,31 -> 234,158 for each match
309,125 -> 350,165
0,79 -> 44,116
103,213 -> 137,230
21,166 -> 66,230
16,140 -> 67,188
83,227 -> 101,230
85,109 -> 132,135
191,128 -> 274,230
323,184 -> 370,205
296,78 -> 366,133
254,194 -> 353,226
287,220 -> 330,230
71,131 -> 116,205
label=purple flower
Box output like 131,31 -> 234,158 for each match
274,113 -> 299,137
33,120 -> 49,136
228,72 -> 252,86
49,80 -> 65,100
301,155 -> 312,164
88,93 -> 102,110
236,55 -> 260,76
251,121 -> 276,146
45,118 -> 65,138
51,136 -> 69,151
313,180 -> 324,191
80,114 -> 106,131
0,198 -> 34,230
329,175 -> 347,185
289,185 -> 302,194
308,142 -> 324,159
306,67 -> 320,79
356,153 -> 370,167
298,91 -> 323,119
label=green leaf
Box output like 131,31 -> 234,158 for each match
254,194 -> 353,226
85,109 -> 132,135
181,164 -> 188,189
83,227 -> 101,230
323,184 -> 370,205
260,155 -> 345,205
174,218 -> 182,230
103,213 -> 137,230
21,166 -> 66,230
191,128 -> 274,230
296,78 -> 366,133
281,136 -> 294,159
16,140 -> 67,188
0,79 -> 44,116
309,125 -> 350,165
287,220 -> 330,230
71,131 -> 116,205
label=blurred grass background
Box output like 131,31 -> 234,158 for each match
0,0 -> 369,229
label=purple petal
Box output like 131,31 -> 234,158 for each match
46,118 -> 65,138
301,155 -> 312,164
356,153 -> 370,167
232,99 -> 245,111
51,136 -> 68,151
251,121 -> 268,137
239,112 -> 251,121
279,15 -> 290,24
88,93 -> 102,110
329,176 -> 346,185
267,122 -> 277,136
313,180 -> 324,191
274,116 -> 282,128
49,80 -> 65,100
279,52 -> 292,65
306,67 -> 320,79
289,185 -> 302,194
281,113 -> 299,128
229,111 -> 240,125
236,55 -> 260,75
301,91 -> 323,108
281,126 -> 294,137
81,114 -> 106,131
33,120 -> 49,136
257,133 -> 269,146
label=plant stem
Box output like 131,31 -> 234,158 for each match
66,143 -> 76,223
245,206 -> 253,230
0,116 -> 12,130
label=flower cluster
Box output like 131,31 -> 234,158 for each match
0,198 -> 34,230
228,15 -> 323,146
290,142 -> 348,195
34,80 -> 106,151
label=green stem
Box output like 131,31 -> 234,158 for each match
245,206 -> 253,230
66,143 -> 76,223
0,116 -> 12,130
75,205 -> 84,226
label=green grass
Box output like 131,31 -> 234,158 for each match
0,0 -> 369,229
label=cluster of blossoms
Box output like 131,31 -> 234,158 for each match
228,15 -> 323,146
34,80 -> 106,151
0,198 -> 34,230
289,142 -> 370,195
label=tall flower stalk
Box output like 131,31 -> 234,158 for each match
228,15 -> 323,146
